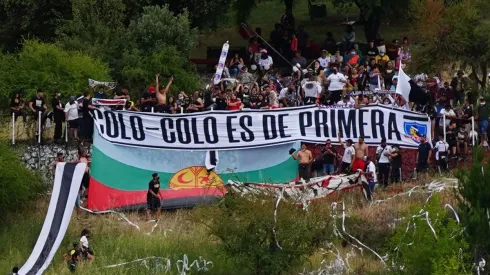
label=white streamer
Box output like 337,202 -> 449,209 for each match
425,212 -> 437,239
444,204 -> 460,223
80,206 -> 140,231
272,188 -> 284,250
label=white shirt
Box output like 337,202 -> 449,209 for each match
366,161 -> 378,182
269,90 -> 279,107
278,88 -> 288,100
376,145 -> 393,163
336,98 -> 355,108
318,56 -> 330,68
434,140 -> 449,160
302,81 -> 322,98
327,73 -> 346,91
439,108 -> 456,127
64,102 -> 79,121
414,73 -> 428,87
258,56 -> 273,70
342,145 -> 355,163
80,235 -> 89,248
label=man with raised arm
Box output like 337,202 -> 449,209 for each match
352,136 -> 369,172
291,143 -> 313,182
338,131 -> 355,173
155,73 -> 174,113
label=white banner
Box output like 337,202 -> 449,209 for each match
92,98 -> 127,106
213,42 -> 230,85
88,79 -> 117,90
92,105 -> 431,151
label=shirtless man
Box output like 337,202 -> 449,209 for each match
352,136 -> 369,171
291,143 -> 313,182
155,73 -> 174,113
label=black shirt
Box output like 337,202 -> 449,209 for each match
418,142 -> 431,163
366,46 -> 379,59
82,98 -> 91,118
30,96 -> 45,112
140,92 -> 157,112
391,149 -> 402,167
10,98 -> 21,110
321,146 -> 337,164
52,98 -> 63,115
203,91 -> 213,108
215,97 -> 228,110
147,180 -> 160,200
478,105 -> 489,121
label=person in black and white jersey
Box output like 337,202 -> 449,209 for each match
434,134 -> 450,172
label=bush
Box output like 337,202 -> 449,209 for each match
389,195 -> 471,275
0,40 -> 111,110
0,143 -> 45,223
193,192 -> 332,275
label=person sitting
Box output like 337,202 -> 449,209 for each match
80,229 -> 95,262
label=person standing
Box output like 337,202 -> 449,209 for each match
321,139 -> 338,175
338,133 -> 355,173
51,152 -> 64,176
326,66 -> 347,105
416,136 -> 432,181
81,92 -> 96,141
291,143 -> 313,182
64,96 -> 79,141
375,138 -> 392,188
52,91 -> 64,142
434,134 -> 450,172
352,136 -> 369,172
29,88 -> 47,137
146,173 -> 163,221
362,156 -> 377,194
476,96 -> 489,147
390,145 -> 402,183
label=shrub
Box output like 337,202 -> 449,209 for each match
0,143 -> 45,223
0,40 -> 111,110
193,192 -> 332,275
389,195 -> 471,275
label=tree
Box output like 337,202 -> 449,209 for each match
0,0 -> 72,52
409,0 -> 490,88
330,0 -> 411,42
0,40 -> 111,109
127,5 -> 198,55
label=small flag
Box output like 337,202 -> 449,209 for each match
395,66 -> 427,105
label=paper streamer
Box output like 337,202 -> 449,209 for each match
213,42 -> 230,85
272,188 -> 284,250
79,206 -> 141,231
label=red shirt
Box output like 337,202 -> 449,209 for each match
249,42 -> 260,53
290,37 -> 298,52
227,99 -> 241,110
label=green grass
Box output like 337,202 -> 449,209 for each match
191,0 -> 406,58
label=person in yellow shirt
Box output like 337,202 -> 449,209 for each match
375,52 -> 390,68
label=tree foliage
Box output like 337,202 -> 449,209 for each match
409,0 -> 490,87
0,40 -> 111,109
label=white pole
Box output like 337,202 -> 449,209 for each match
180,107 -> 184,114
211,107 -> 214,111
443,114 -> 446,142
471,116 -> 475,146
151,107 -> 154,113
37,111 -> 41,144
11,112 -> 15,145
65,120 -> 68,143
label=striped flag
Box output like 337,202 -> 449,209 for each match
18,162 -> 86,275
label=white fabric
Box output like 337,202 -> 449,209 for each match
278,88 -> 288,100
327,73 -> 346,91
439,109 -> 455,127
269,90 -> 279,107
258,56 -> 273,70
64,102 -> 79,121
435,140 -> 449,160
376,145 -> 392,163
318,56 -> 330,68
94,105 -> 432,150
366,161 -> 377,182
342,145 -> 355,163
336,98 -> 355,108
88,79 -> 117,90
302,81 -> 322,98
395,66 -> 411,102
213,42 -> 230,84
80,236 -> 89,248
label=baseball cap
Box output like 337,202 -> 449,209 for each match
148,86 -> 155,93
69,96 -> 75,101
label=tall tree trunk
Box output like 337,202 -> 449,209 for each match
481,62 -> 488,89
364,9 -> 381,42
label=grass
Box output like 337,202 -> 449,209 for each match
0,178 -> 457,275
191,0 -> 407,58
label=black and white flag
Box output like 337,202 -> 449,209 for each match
396,66 -> 427,105
205,151 -> 219,173
18,162 -> 86,275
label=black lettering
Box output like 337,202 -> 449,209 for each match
299,112 -> 312,136
388,113 -> 401,140
191,118 -> 204,144
118,113 -> 130,140
314,110 -> 329,138
371,110 -> 385,139
203,117 -> 218,144
358,109 -> 370,139
105,111 -> 119,138
338,110 -> 357,138
239,116 -> 255,142
330,109 -> 337,138
176,118 -> 191,144
226,116 -> 240,143
95,109 -> 104,134
277,114 -> 291,138
160,118 -> 176,143
263,115 -> 278,140
130,116 -> 145,141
